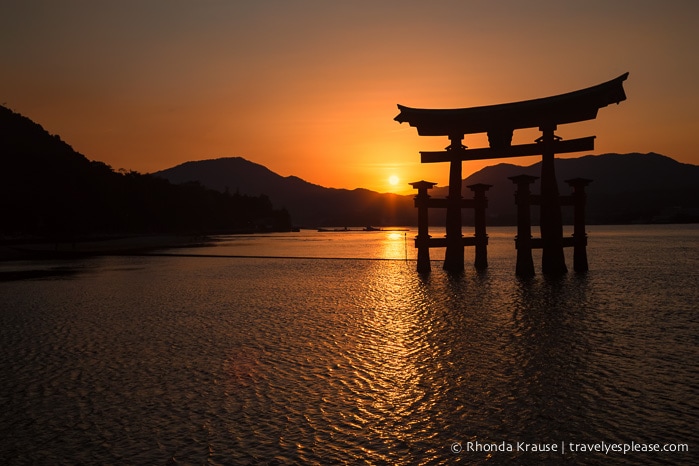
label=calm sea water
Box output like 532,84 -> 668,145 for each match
1,225 -> 697,465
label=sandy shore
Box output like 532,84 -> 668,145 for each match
0,234 -> 214,261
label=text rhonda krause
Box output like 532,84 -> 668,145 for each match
463,441 -> 689,454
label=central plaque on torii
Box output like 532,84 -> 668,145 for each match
395,73 -> 628,274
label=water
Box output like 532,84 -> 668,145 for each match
1,225 -> 697,465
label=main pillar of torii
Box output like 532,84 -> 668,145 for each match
395,73 -> 628,274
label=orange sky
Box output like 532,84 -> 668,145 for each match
2,1 -> 698,194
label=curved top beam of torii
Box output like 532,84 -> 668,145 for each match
394,73 -> 628,138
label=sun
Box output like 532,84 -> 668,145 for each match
388,175 -> 400,186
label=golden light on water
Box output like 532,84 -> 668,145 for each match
379,231 -> 411,260
350,260 -> 437,447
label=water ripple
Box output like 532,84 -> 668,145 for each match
1,227 -> 698,464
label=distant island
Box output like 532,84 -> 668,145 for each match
2,104 -> 698,249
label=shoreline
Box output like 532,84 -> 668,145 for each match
0,234 -> 215,262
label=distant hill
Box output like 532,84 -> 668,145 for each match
156,153 -> 699,226
445,153 -> 699,224
0,105 -> 291,237
154,157 -> 416,227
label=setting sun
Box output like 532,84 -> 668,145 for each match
388,175 -> 400,186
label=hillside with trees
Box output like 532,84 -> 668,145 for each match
0,105 -> 291,239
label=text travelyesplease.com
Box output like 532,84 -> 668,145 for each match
451,440 -> 689,455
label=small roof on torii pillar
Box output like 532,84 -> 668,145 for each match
409,180 -> 438,190
394,73 -> 628,137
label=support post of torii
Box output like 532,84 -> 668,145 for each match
510,175 -> 538,277
539,125 -> 568,275
410,180 -> 437,273
444,135 -> 465,273
469,183 -> 492,270
566,177 -> 592,273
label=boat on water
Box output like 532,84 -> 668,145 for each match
316,226 -> 409,232
317,227 -> 351,232
316,227 -> 378,232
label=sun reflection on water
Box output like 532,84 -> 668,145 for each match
343,261 -> 446,460
378,230 -> 410,261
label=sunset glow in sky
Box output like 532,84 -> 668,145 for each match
3,1 -> 698,193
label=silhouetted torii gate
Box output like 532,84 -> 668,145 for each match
395,73 -> 628,274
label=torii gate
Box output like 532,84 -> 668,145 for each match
395,73 -> 628,274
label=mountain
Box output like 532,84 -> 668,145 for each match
156,152 -> 699,227
445,153 -> 699,225
0,105 -> 291,237
153,157 -> 416,227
